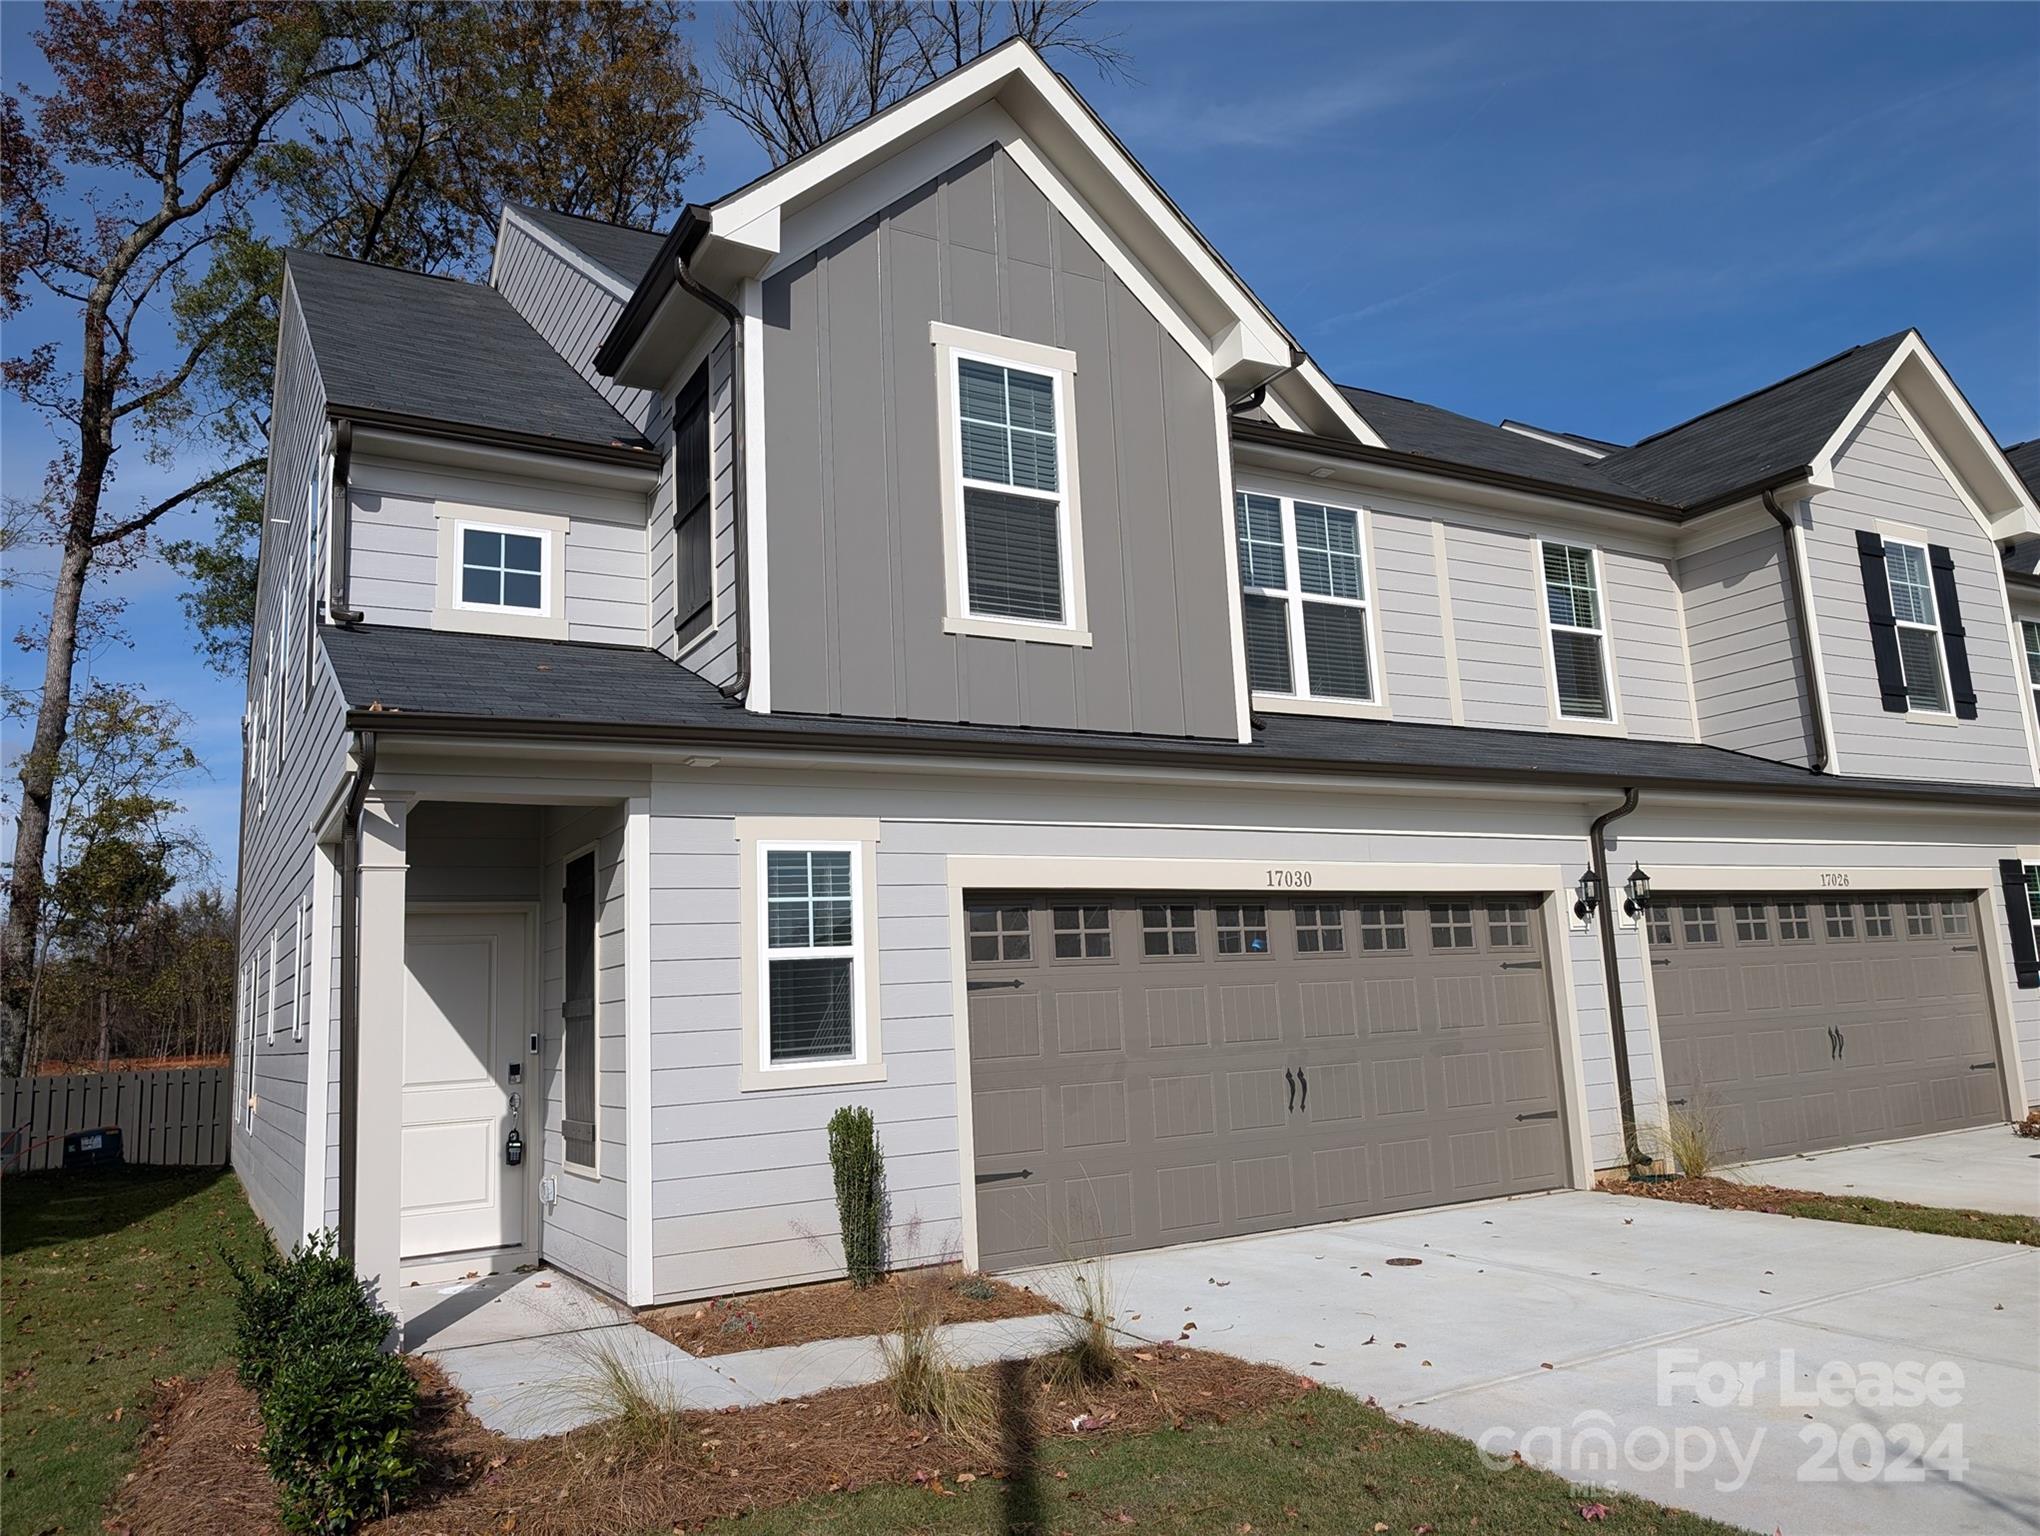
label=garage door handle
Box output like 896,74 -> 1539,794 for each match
1666,1098 -> 1688,1108
1297,1065 -> 1308,1111
1951,944 -> 1979,953
967,978 -> 1025,991
975,1168 -> 1032,1184
1650,957 -> 1671,967
1499,961 -> 1543,970
1285,1068 -> 1296,1113
1971,1061 -> 1996,1071
1515,1110 -> 1559,1122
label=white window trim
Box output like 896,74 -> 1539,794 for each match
239,960 -> 257,1129
2023,619 -> 2040,726
930,322 -> 1092,647
295,893 -> 312,1042
1535,539 -> 1625,735
1236,489 -> 1390,718
257,643 -> 273,815
1880,533 -> 1953,718
265,927 -> 278,1044
736,816 -> 885,1091
431,505 -> 570,640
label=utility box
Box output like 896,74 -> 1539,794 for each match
62,1126 -> 124,1170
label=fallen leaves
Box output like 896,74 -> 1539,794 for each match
1580,1502 -> 1611,1522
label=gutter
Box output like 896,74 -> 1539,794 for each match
326,422 -> 362,625
669,259 -> 752,702
323,403 -> 655,469
1760,489 -> 1830,773
593,204 -> 714,378
1586,788 -> 1644,1168
335,728 -> 376,1259
335,707 -> 2040,810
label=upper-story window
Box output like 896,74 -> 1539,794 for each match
933,324 -> 1089,646
2021,620 -> 2039,720
1883,539 -> 1949,714
1539,541 -> 1612,721
461,525 -> 546,612
1235,491 -> 1376,704
433,507 -> 568,640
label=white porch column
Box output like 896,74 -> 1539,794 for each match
354,791 -> 410,1312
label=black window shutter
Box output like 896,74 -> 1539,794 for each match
673,361 -> 714,647
2001,860 -> 2039,989
1926,545 -> 1977,720
562,852 -> 598,1165
1854,529 -> 1908,713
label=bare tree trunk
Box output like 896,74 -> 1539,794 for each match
96,979 -> 110,1070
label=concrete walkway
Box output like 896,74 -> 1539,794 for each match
398,1270 -> 1070,1439
1721,1125 -> 2040,1218
1019,1190 -> 2040,1536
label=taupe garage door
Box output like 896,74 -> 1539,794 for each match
1649,893 -> 2004,1162
966,893 -> 1570,1271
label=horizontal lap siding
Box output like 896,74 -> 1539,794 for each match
1603,548 -> 1696,740
1445,523 -> 1549,731
1808,394 -> 2035,784
1370,512 -> 1454,724
642,773 -> 1649,1302
761,145 -> 1236,738
1678,526 -> 1815,763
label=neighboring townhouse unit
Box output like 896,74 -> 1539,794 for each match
231,41 -> 2040,1313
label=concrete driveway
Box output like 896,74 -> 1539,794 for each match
1024,1192 -> 2040,1535
1721,1125 -> 2040,1219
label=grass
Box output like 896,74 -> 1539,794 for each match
1770,1192 -> 2040,1245
1040,1258 -> 1120,1392
1,1166 -> 269,1534
880,1290 -> 999,1460
685,1387 -> 1749,1536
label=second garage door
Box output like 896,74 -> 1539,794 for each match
1648,893 -> 2004,1162
967,893 -> 1571,1271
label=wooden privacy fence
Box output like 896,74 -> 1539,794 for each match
0,1066 -> 230,1171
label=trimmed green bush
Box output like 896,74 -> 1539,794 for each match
227,1230 -> 418,1532
827,1105 -> 887,1288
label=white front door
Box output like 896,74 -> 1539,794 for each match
401,910 -> 528,1259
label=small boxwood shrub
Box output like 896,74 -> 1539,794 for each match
827,1105 -> 887,1288
227,1230 -> 418,1532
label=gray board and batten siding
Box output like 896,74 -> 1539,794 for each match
761,145 -> 1238,738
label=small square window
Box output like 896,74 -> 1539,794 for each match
1487,903 -> 1531,948
967,904 -> 1030,962
1777,902 -> 1812,942
1862,901 -> 1895,939
1052,905 -> 1112,959
1215,904 -> 1270,955
1939,902 -> 1970,937
1681,905 -> 1720,945
1646,907 -> 1674,948
1358,904 -> 1407,951
1903,900 -> 1935,937
1142,903 -> 1197,957
1732,903 -> 1768,943
1430,905 -> 1475,949
461,526 -> 545,611
1823,902 -> 1856,940
1294,903 -> 1345,954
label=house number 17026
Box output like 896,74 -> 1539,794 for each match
1266,869 -> 1313,889
1820,873 -> 1852,888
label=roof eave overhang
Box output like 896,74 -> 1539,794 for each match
326,402 -> 658,473
342,706 -> 2038,813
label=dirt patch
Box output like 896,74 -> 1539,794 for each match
640,1264 -> 1058,1357
116,1343 -> 1305,1536
1607,1175 -> 2040,1245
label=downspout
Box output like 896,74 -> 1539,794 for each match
1760,489 -> 1828,773
673,260 -> 750,702
335,728 -> 376,1258
327,421 -> 363,626
1587,786 -> 1644,1169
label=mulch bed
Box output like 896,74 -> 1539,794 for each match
640,1264 -> 1058,1357
1609,1174 -> 2031,1237
111,1344 -> 1307,1536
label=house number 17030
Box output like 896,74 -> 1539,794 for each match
1266,869 -> 1313,889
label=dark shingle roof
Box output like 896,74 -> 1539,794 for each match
322,626 -> 2040,809
286,249 -> 652,454
1338,388 -> 1659,504
2004,438 -> 2040,499
509,204 -> 667,288
1591,332 -> 1910,509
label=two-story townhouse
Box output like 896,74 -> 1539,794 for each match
230,40 -> 2040,1319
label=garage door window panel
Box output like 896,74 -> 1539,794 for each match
1777,902 -> 1812,942
1732,904 -> 1769,944
1215,905 -> 1271,956
1681,905 -> 1720,945
1429,905 -> 1475,950
1903,901 -> 1936,938
1358,904 -> 1408,951
1053,905 -> 1112,960
1142,904 -> 1198,958
968,904 -> 1032,963
1939,902 -> 1970,938
1861,901 -> 1895,940
1824,903 -> 1856,940
1294,904 -> 1345,954
1487,903 -> 1531,948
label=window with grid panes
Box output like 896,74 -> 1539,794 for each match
1215,905 -> 1270,955
1647,906 -> 1674,947
1429,905 -> 1475,948
1487,903 -> 1530,947
1939,902 -> 1970,937
1681,905 -> 1719,944
1903,900 -> 1935,937
1777,902 -> 1812,942
1732,903 -> 1768,943
1824,903 -> 1856,939
1052,905 -> 1111,959
1142,903 -> 1197,956
1862,901 -> 1894,938
1358,903 -> 1407,951
967,904 -> 1030,962
1294,903 -> 1345,953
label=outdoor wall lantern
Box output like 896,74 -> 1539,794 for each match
1573,869 -> 1602,922
1623,863 -> 1653,918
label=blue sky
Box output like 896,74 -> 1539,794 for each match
4,1 -> 2036,879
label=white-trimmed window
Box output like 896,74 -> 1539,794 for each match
459,524 -> 547,613
432,507 -> 569,639
296,893 -> 313,1042
239,960 -> 257,1130
257,642 -> 273,816
1540,541 -> 1613,721
1235,491 -> 1377,703
933,325 -> 1088,645
265,927 -> 279,1043
740,820 -> 884,1090
2022,620 -> 2039,720
1883,539 -> 1950,714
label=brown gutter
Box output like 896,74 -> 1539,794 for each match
670,261 -> 752,701
593,205 -> 714,378
1586,788 -> 1643,1167
326,421 -> 362,625
324,403 -> 657,469
1760,489 -> 1830,773
338,707 -> 2040,810
336,728 -> 376,1258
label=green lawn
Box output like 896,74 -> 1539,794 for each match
1,1166 -> 269,1535
1772,1193 -> 2040,1246
693,1388 -> 1750,1536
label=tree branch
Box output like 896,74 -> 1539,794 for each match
91,454 -> 263,549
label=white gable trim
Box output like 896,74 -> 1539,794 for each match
1811,332 -> 2039,541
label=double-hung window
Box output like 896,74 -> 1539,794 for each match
1235,491 -> 1377,703
1883,539 -> 1950,714
1541,541 -> 1612,721
763,847 -> 862,1065
2022,620 -> 2040,721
